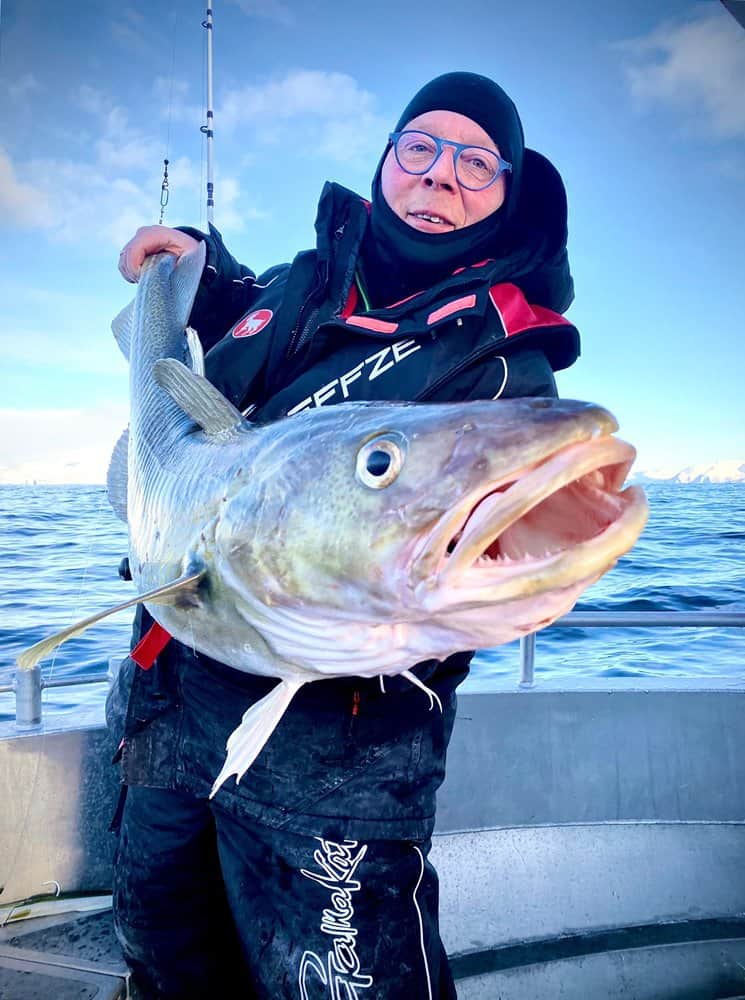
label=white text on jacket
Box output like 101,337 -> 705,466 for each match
286,339 -> 422,415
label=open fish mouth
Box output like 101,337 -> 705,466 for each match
416,434 -> 648,605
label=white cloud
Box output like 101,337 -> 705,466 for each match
5,69 -> 374,248
619,9 -> 745,138
109,5 -> 154,58
4,140 -> 250,248
20,154 -> 156,245
219,70 -> 387,162
77,84 -> 110,118
221,70 -> 376,126
0,407 -> 128,485
76,85 -> 157,171
216,174 -> 268,233
153,77 -> 201,128
9,72 -> 41,100
0,148 -> 52,227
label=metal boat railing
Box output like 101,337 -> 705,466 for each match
518,611 -> 745,687
3,610 -> 745,727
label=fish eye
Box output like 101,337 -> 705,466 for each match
355,435 -> 405,489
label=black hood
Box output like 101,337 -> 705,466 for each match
360,71 -> 574,313
360,146 -> 573,313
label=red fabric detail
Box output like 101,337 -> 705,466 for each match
360,198 -> 372,214
131,622 -> 172,670
346,314 -> 399,334
386,290 -> 423,309
341,284 -> 358,318
489,283 -> 571,337
453,259 -> 493,277
427,294 -> 476,326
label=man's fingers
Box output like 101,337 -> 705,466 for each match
117,226 -> 201,284
118,246 -> 140,284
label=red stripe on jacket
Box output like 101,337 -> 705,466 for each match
489,283 -> 571,337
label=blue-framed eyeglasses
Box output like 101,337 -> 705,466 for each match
389,130 -> 512,191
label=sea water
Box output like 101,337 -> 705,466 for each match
1,483 -> 743,719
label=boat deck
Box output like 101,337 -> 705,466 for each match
1,681 -> 744,998
0,907 -> 125,999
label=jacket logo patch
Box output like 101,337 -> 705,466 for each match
286,339 -> 422,416
233,309 -> 273,338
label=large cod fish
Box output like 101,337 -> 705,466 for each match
19,244 -> 648,794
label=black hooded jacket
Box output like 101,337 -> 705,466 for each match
181,165 -> 578,421
110,170 -> 580,774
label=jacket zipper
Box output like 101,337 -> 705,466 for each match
286,260 -> 330,359
286,212 -> 353,360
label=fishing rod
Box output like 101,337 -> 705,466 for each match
159,4 -> 214,226
201,2 -> 215,226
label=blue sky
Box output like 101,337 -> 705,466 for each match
1,0 -> 744,482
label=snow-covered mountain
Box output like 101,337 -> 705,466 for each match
630,460 -> 745,484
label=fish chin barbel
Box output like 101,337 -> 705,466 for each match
18,246 -> 649,794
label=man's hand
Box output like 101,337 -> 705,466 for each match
118,226 -> 201,283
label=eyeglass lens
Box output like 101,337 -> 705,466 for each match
395,131 -> 501,189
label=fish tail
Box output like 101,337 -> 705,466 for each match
210,678 -> 305,797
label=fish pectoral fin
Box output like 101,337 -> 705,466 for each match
210,678 -> 306,797
106,427 -> 129,522
153,359 -> 246,436
400,670 -> 443,712
16,571 -> 205,671
140,570 -> 206,606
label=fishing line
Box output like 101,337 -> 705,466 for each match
7,1 -> 213,915
158,3 -> 179,224
7,0 -> 171,886
42,488 -> 120,688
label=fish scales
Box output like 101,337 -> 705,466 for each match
18,246 -> 648,794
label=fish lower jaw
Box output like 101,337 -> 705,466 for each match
419,486 -> 649,611
412,577 -> 602,650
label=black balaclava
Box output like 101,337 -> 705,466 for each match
361,71 -> 526,306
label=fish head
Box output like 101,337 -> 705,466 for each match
212,397 -> 648,653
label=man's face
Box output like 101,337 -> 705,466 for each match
380,109 -> 507,233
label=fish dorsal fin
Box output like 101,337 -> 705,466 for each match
186,326 -> 205,375
107,428 -> 129,522
111,301 -> 134,360
169,242 -> 207,331
153,358 -> 245,436
16,571 -> 206,672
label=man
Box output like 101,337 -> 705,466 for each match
110,71 -> 579,998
